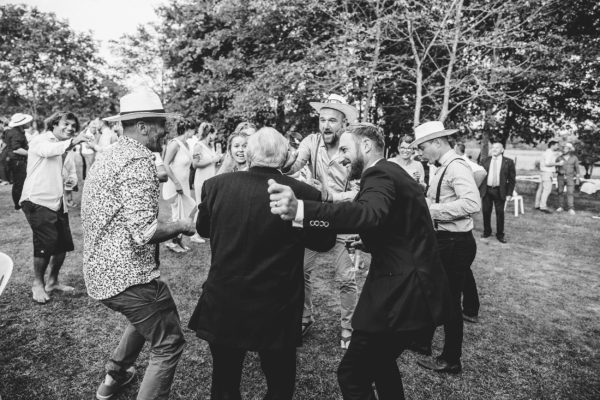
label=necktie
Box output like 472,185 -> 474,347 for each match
491,157 -> 499,187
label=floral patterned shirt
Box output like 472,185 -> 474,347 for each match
81,136 -> 160,300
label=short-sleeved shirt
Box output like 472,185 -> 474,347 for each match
81,136 -> 160,300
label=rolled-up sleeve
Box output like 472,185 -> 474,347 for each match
119,158 -> 159,245
429,162 -> 481,221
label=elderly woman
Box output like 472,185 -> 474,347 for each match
216,131 -> 248,175
389,134 -> 426,188
163,118 -> 196,252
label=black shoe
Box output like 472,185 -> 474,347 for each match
417,356 -> 462,374
540,208 -> 552,214
481,234 -> 491,239
497,237 -> 507,243
407,341 -> 432,356
462,313 -> 480,323
534,207 -> 540,210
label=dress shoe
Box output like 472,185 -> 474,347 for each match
462,313 -> 479,323
407,341 -> 432,356
497,237 -> 507,244
481,234 -> 491,239
540,208 -> 552,214
417,356 -> 462,374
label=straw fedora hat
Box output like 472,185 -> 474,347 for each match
8,113 -> 33,128
104,88 -> 178,122
310,94 -> 358,124
411,121 -> 458,148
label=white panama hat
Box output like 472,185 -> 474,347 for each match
310,94 -> 359,124
8,113 -> 33,128
104,88 -> 178,122
411,121 -> 458,148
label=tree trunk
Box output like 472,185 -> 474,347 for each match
414,66 -> 422,127
439,0 -> 463,122
364,15 -> 382,123
500,101 -> 516,147
276,95 -> 285,133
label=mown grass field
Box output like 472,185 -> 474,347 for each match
0,182 -> 599,399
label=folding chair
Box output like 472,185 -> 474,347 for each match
0,252 -> 14,297
504,190 -> 524,217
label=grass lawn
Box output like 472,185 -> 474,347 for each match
0,183 -> 599,399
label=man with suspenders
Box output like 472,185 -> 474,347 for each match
412,121 -> 481,373
282,94 -> 359,349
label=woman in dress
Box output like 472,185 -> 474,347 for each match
163,118 -> 196,252
388,134 -> 426,190
216,131 -> 248,175
190,122 -> 221,244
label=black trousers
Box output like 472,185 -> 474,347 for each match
462,266 -> 480,317
338,330 -> 421,400
425,231 -> 477,364
9,158 -> 27,209
208,343 -> 296,400
482,187 -> 505,238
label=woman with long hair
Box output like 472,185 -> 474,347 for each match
216,131 -> 248,175
163,118 -> 197,252
190,122 -> 221,244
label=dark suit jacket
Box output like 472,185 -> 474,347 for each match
303,159 -> 452,333
189,166 -> 336,350
481,156 -> 516,199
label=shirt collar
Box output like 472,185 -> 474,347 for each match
439,149 -> 459,166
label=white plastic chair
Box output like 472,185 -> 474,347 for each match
0,252 -> 14,297
504,190 -> 524,217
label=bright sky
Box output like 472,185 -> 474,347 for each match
0,0 -> 164,58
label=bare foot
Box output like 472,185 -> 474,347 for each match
45,283 -> 75,293
32,285 -> 50,304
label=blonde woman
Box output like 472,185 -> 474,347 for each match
216,131 -> 248,175
163,118 -> 196,252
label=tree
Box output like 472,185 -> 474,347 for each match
0,4 -> 124,121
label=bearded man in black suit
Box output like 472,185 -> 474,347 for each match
189,127 -> 335,400
268,123 -> 452,400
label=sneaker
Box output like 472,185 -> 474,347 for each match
190,234 -> 205,244
556,207 -> 564,212
96,367 -> 135,399
165,242 -> 185,253
568,209 -> 576,215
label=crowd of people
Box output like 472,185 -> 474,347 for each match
0,87 -> 585,400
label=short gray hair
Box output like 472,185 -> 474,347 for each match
246,127 -> 289,168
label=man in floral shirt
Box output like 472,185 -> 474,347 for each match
82,88 -> 195,400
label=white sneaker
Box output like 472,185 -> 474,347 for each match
556,207 -> 564,212
190,234 -> 205,244
568,209 -> 576,215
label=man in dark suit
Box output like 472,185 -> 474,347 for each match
480,142 -> 516,243
189,127 -> 336,400
268,123 -> 452,400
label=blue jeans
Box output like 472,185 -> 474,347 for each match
101,279 -> 186,400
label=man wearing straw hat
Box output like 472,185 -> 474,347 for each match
411,121 -> 481,374
5,113 -> 32,209
282,94 -> 360,349
82,88 -> 195,400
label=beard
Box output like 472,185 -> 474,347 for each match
348,154 -> 364,180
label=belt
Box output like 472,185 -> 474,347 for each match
435,230 -> 473,239
487,185 -> 500,189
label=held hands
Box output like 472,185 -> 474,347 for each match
267,179 -> 298,221
178,217 -> 196,236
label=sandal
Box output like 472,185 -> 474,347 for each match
340,335 -> 351,350
166,242 -> 185,253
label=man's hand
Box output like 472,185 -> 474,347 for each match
72,131 -> 90,146
267,178 -> 298,221
178,217 -> 196,236
308,178 -> 323,191
282,148 -> 298,171
506,195 -> 512,202
174,182 -> 183,194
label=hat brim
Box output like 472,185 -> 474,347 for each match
411,129 -> 458,148
8,114 -> 33,128
310,102 -> 358,124
103,112 -> 180,122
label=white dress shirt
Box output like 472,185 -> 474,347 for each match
487,156 -> 502,187
20,131 -> 73,211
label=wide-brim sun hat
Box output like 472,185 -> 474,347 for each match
411,121 -> 458,148
103,88 -> 179,122
8,113 -> 33,128
310,94 -> 359,124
